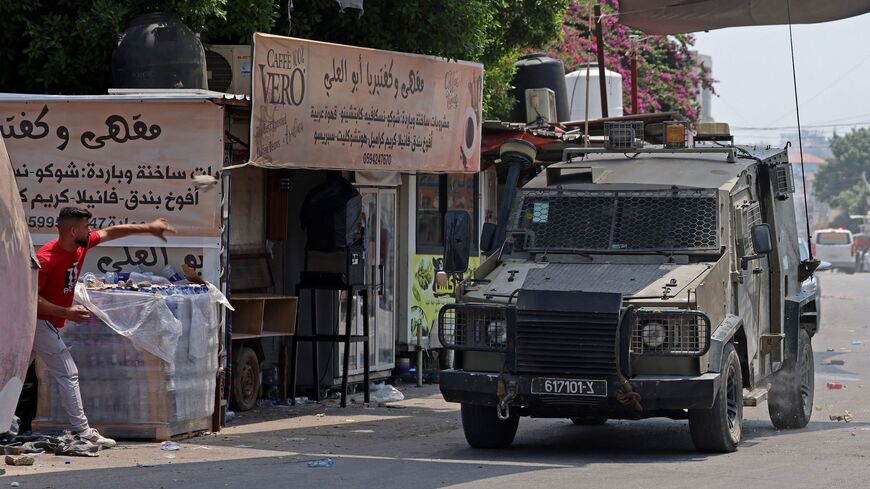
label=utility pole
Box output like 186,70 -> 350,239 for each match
594,4 -> 608,118
630,35 -> 639,114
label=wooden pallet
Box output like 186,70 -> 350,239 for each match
33,414 -> 212,442
166,429 -> 210,442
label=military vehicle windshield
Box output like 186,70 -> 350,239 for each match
510,188 -> 719,252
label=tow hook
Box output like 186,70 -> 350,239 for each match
496,377 -> 517,421
616,376 -> 643,412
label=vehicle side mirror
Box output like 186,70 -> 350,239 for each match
816,260 -> 832,271
741,224 -> 773,270
479,222 -> 497,255
751,224 -> 773,255
443,210 -> 472,274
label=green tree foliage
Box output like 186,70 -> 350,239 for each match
814,127 -> 870,230
0,0 -> 276,94
286,0 -> 568,118
0,0 -> 567,118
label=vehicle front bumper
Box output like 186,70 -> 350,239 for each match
439,370 -> 722,416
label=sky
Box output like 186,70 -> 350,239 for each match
693,12 -> 870,147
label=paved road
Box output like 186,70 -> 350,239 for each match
5,272 -> 870,488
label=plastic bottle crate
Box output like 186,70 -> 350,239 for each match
33,287 -> 219,440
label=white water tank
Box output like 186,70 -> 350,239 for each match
565,64 -> 624,121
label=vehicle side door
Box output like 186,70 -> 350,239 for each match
730,170 -> 770,385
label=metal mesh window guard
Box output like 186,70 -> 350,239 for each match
773,164 -> 795,198
509,189 -> 719,252
439,304 -> 509,351
631,309 -> 711,356
739,202 -> 763,255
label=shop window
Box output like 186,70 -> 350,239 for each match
416,174 -> 478,254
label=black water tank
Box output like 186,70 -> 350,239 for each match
509,53 -> 570,123
112,12 -> 207,89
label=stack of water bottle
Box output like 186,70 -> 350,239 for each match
33,265 -> 223,439
99,265 -> 202,292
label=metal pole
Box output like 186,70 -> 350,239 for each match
630,35 -> 639,114
583,7 -> 593,146
594,4 -> 608,118
416,319 -> 423,387
220,125 -> 232,428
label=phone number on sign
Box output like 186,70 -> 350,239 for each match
362,153 -> 392,166
27,216 -> 142,229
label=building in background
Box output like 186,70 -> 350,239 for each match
781,130 -> 832,159
789,149 -> 829,235
780,131 -> 833,233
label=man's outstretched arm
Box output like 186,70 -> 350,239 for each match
96,218 -> 176,244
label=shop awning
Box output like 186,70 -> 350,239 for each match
618,0 -> 870,35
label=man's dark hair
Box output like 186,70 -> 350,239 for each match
57,207 -> 92,226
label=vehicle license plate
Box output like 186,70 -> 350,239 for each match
530,378 -> 607,397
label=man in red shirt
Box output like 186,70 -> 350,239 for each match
33,207 -> 175,448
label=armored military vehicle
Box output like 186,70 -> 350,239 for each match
438,124 -> 819,453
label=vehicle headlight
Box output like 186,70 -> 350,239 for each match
438,304 -> 509,351
642,321 -> 667,348
486,320 -> 507,347
632,309 -> 712,357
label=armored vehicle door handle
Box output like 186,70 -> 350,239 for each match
507,270 -> 519,282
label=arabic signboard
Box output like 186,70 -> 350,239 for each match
80,245 -> 220,284
250,33 -> 483,173
0,100 -> 223,238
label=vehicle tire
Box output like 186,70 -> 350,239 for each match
570,416 -> 608,426
688,343 -> 743,453
768,329 -> 814,429
845,267 -> 856,275
231,346 -> 260,412
460,403 -> 519,448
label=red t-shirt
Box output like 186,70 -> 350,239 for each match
36,232 -> 101,328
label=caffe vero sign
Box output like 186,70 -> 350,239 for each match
250,33 -> 482,173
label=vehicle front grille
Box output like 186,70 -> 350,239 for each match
514,309 -> 619,377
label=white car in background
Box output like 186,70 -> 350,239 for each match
812,228 -> 856,274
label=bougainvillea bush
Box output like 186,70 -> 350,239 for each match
546,0 -> 715,123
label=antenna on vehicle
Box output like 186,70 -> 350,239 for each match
786,0 -> 814,260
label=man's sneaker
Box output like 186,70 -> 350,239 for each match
78,428 -> 117,448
